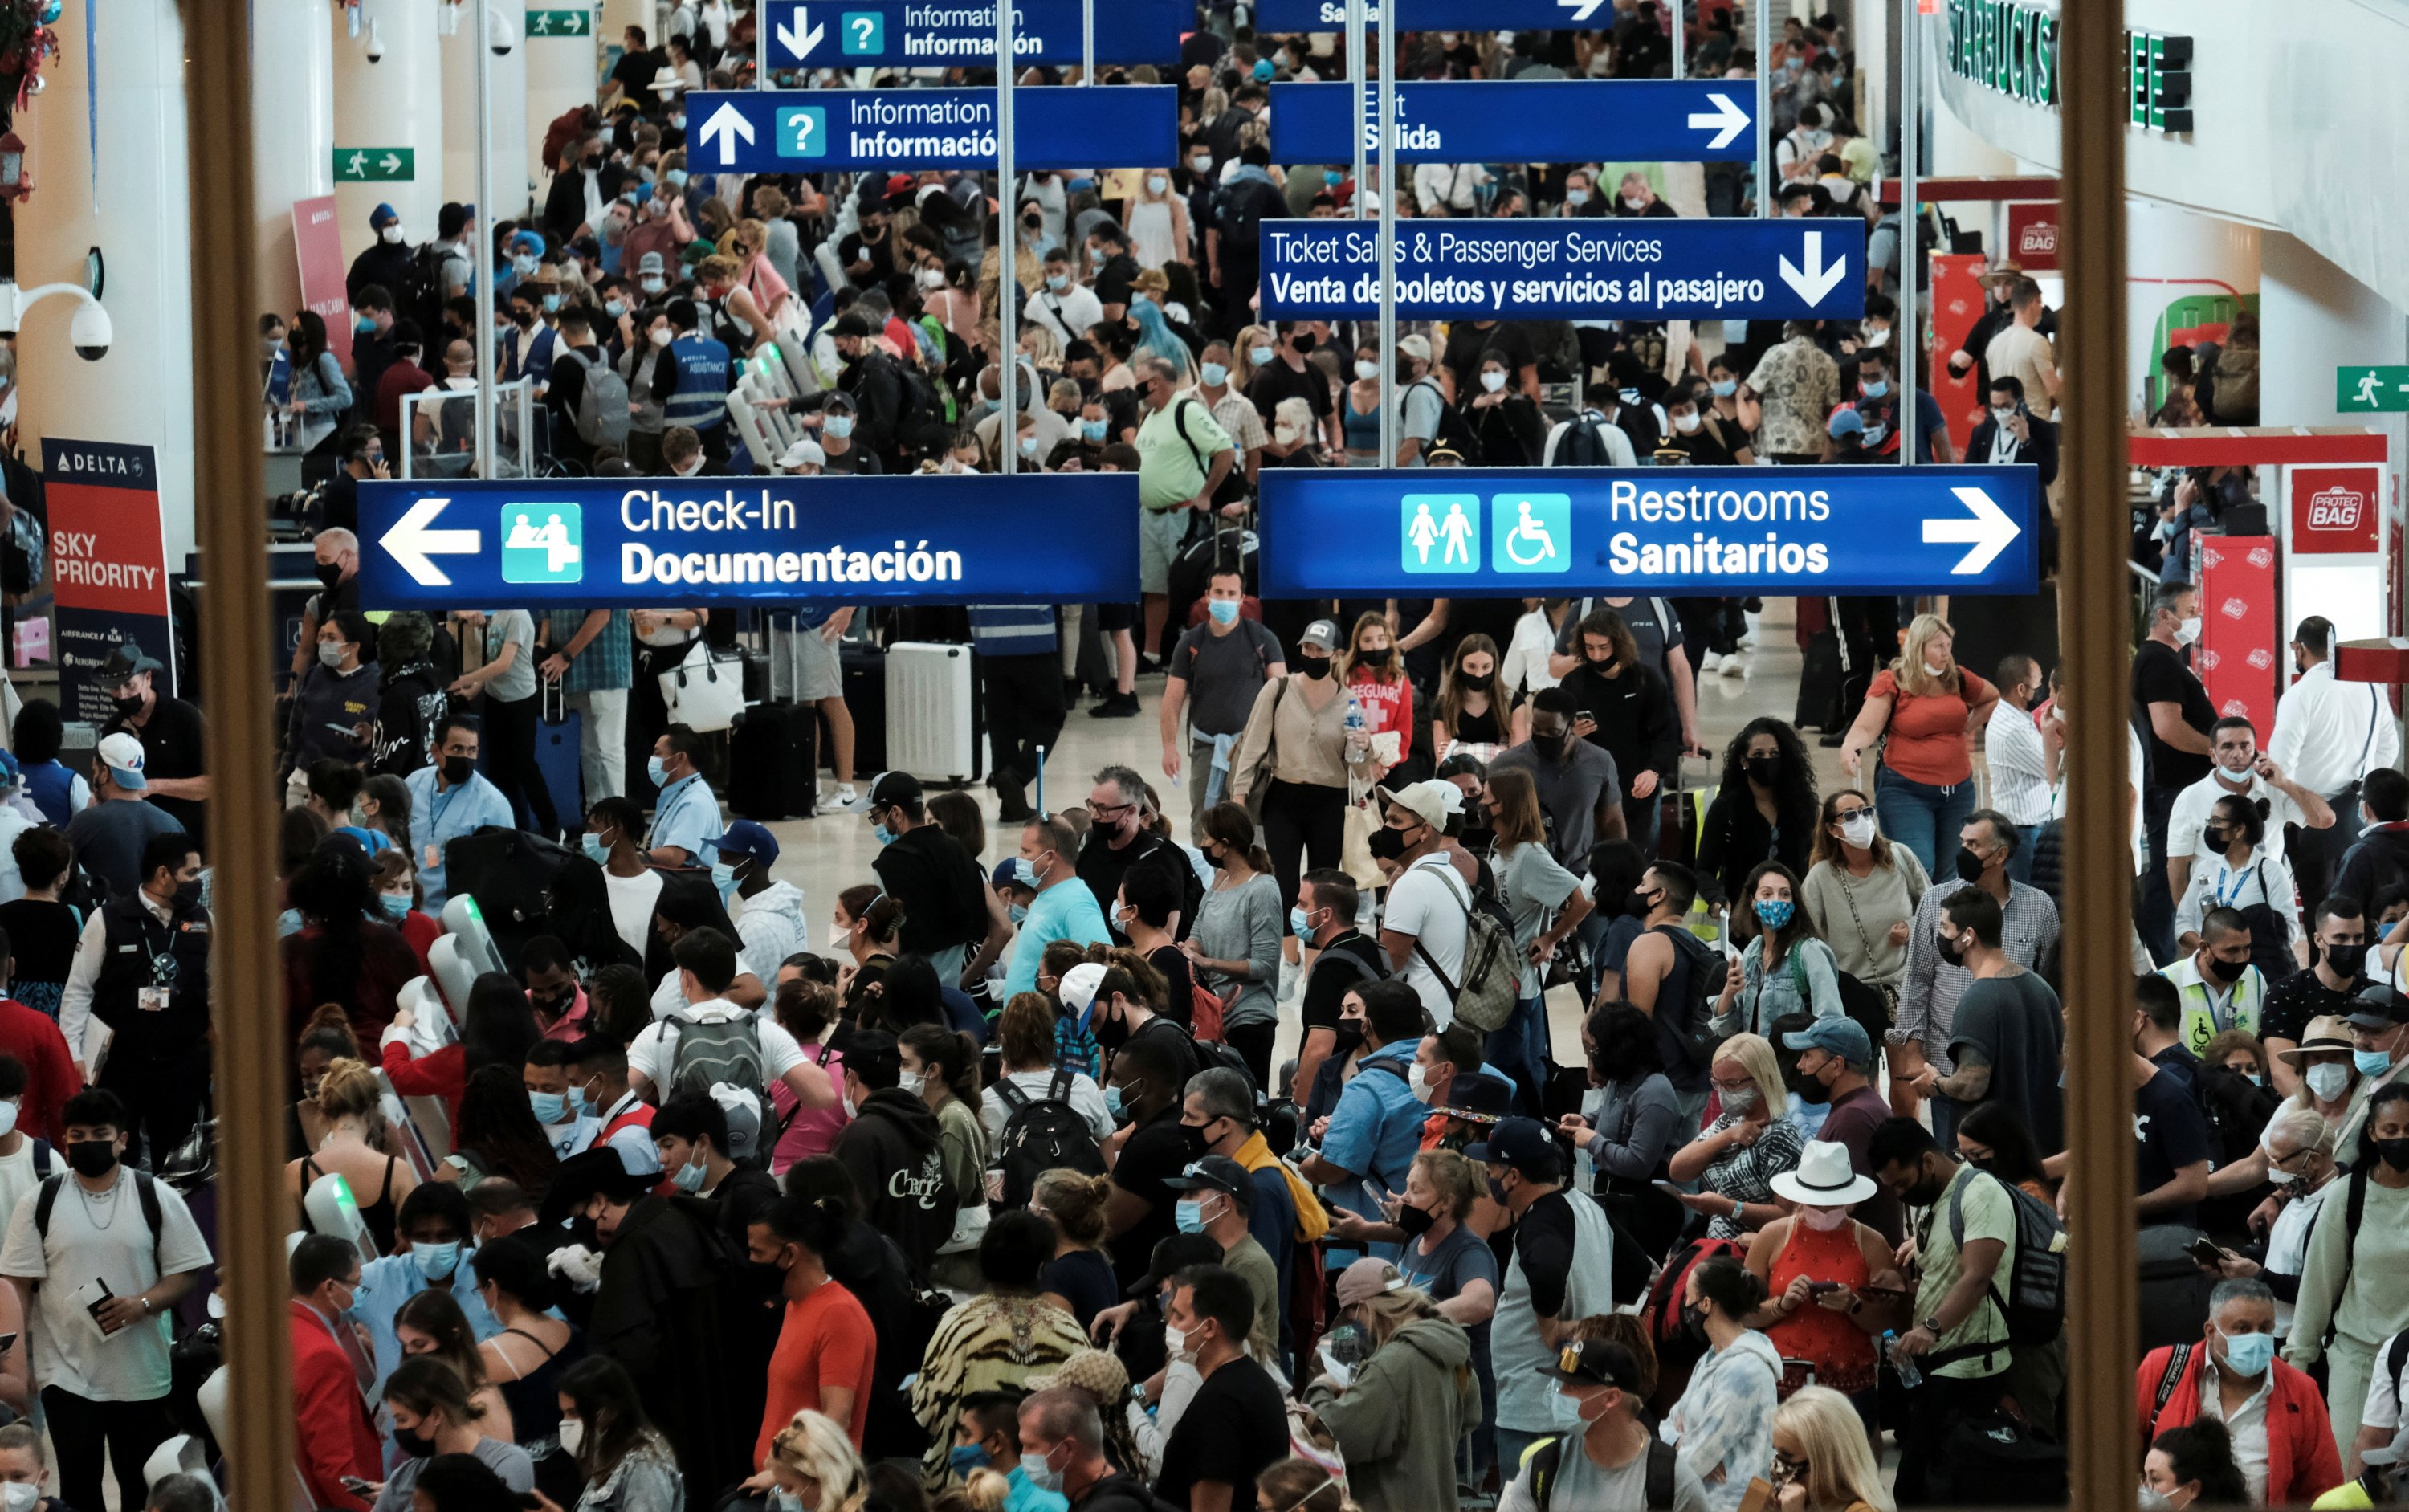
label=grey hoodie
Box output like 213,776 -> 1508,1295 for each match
1306,1314 -> 1480,1512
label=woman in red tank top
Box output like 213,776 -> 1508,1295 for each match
1743,1141 -> 1908,1409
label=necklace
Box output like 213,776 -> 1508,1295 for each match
75,1174 -> 120,1231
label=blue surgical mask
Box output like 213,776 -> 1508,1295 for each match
1174,1198 -> 1208,1233
770,1493 -> 801,1512
1567,187 -> 1591,206
647,756 -> 671,787
581,833 -> 610,864
412,1240 -> 463,1282
672,1159 -> 707,1193
1755,898 -> 1796,929
1711,379 -> 1737,397
711,861 -> 738,895
2219,1326 -> 2276,1379
1046,273 -> 1070,291
1290,905 -> 1315,937
567,1083 -> 595,1119
354,314 -> 377,336
1201,361 -> 1229,386
949,1443 -> 994,1478
512,254 -> 538,277
873,823 -> 896,846
1104,1082 -> 1126,1116
1008,903 -> 1029,925
1249,344 -> 1274,366
2355,1049 -> 2395,1076
665,168 -> 688,188
1208,599 -> 1239,626
541,293 -> 562,313
1081,418 -> 1107,442
605,299 -> 626,319
380,893 -> 413,921
528,1090 -> 569,1125
825,414 -> 855,439
1861,379 -> 1889,398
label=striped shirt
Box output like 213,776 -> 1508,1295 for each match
1893,878 -> 2060,1074
966,605 -> 1058,657
1983,700 -> 2054,825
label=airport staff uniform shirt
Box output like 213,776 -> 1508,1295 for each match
647,770 -> 720,866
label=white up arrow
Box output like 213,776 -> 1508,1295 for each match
380,497 -> 481,587
1685,91 -> 1750,149
698,100 -> 757,167
777,3 -> 825,59
1555,0 -> 1608,20
1922,487 -> 2022,575
1778,230 -> 1848,305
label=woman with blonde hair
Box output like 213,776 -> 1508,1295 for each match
1030,1168 -> 1119,1328
1800,789 -> 1930,1114
1232,321 -> 1275,390
693,252 -> 778,354
1834,613 -> 1999,876
1669,1033 -> 1805,1240
1125,165 -> 1193,272
1304,1259 -> 1479,1512
286,1056 -> 414,1254
1770,1384 -> 1893,1511
766,1409 -> 872,1512
723,218 -> 793,324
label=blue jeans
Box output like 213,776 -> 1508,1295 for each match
1875,765 -> 1976,879
2007,824 -> 2038,884
1486,994 -> 1551,1116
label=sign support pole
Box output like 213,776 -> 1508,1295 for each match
998,5 -> 1017,475
1899,0 -> 1918,469
1671,0 -> 1684,79
1082,0 -> 1093,81
1754,0 -> 1769,216
1376,4 -> 1396,466
1347,0 -> 1367,222
475,0 -> 498,479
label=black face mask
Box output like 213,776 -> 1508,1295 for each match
1178,1121 -> 1213,1161
2325,943 -> 2370,978
1744,754 -> 1782,785
513,310 -> 537,328
2201,952 -> 2245,985
442,755 -> 475,785
1460,821 -> 1495,855
1333,1022 -> 1365,1057
173,878 -> 203,912
315,561 -> 346,592
1458,672 -> 1494,692
1791,1062 -> 1833,1105
65,1139 -> 117,1179
1395,1201 -> 1437,1238
2201,825 -> 2229,851
1935,931 -> 1967,969
392,1426 -> 436,1461
1358,646 -> 1393,666
2374,1137 -> 2409,1175
1092,1004 -> 1131,1053
1903,1166 -> 1950,1208
1530,731 -> 1567,762
1680,1302 -> 1710,1344
1952,846 -> 1987,884
1296,657 -> 1331,680
1291,332 -> 1317,354
1630,887 -> 1661,917
112,694 -> 145,721
1367,825 -> 1409,862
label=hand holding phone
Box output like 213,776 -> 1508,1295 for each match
2189,1237 -> 2231,1270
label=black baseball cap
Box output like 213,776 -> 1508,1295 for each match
868,770 -> 924,809
1464,1115 -> 1555,1173
1537,1339 -> 1646,1389
1123,1232 -> 1222,1297
1162,1155 -> 1249,1204
2346,984 -> 2409,1031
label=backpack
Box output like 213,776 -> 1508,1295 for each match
1212,178 -> 1280,251
1552,413 -> 1626,467
664,1013 -> 770,1111
563,346 -> 633,449
1408,378 -> 1482,463
1649,923 -> 1722,1070
992,1068 -> 1106,1208
1172,1018 -> 1264,1106
2208,342 -> 2258,423
35,1167 -> 166,1270
1930,1168 -> 2067,1367
1408,860 -> 1521,1034
401,240 -> 468,341
1526,1433 -> 1678,1511
1780,948 -> 1892,1072
1172,397 -> 1249,507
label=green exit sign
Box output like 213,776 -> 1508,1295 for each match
333,147 -> 414,182
2127,31 -> 2193,132
525,9 -> 593,36
2338,366 -> 2409,414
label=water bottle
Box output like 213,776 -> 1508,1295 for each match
1343,693 -> 1367,739
1883,1330 -> 1923,1389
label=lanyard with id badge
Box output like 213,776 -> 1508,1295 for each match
137,914 -> 178,1014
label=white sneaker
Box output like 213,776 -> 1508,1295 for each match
1698,650 -> 1722,676
1719,652 -> 1746,678
1278,958 -> 1301,1002
816,784 -> 862,813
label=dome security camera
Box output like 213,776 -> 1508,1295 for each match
69,300 -> 110,361
365,23 -> 386,63
487,8 -> 516,55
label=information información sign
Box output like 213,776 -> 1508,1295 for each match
687,85 -> 1176,173
1270,79 -> 1757,165
1253,0 -> 1616,29
357,475 -> 1141,609
763,0 -> 1186,68
1259,218 -> 1866,322
1256,466 -> 2041,598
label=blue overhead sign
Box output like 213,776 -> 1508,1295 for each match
1253,0 -> 1613,27
356,475 -> 1142,609
1259,218 -> 1866,321
1270,79 -> 1756,165
684,85 -> 1176,173
762,0 -> 1188,68
1256,467 -> 2042,597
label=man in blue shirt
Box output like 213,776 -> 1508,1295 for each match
645,725 -> 719,869
353,1184 -> 500,1400
1299,980 -> 1430,1261
1001,815 -> 1111,999
402,712 -> 516,912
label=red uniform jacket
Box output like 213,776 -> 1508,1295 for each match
2135,1341 -> 2344,1507
290,1300 -> 381,1512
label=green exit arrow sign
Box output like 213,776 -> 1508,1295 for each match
2338,365 -> 2409,413
525,8 -> 593,36
334,147 -> 415,182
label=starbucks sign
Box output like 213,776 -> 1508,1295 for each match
1940,0 -> 2191,133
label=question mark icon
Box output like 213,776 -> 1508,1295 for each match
794,114 -> 815,152
850,15 -> 874,47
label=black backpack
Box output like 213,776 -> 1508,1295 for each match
401,240 -> 467,344
1552,413 -> 1626,467
1212,178 -> 1282,251
1526,1433 -> 1678,1510
1408,377 -> 1482,463
993,1068 -> 1106,1208
1929,1168 -> 2067,1369
1649,923 -> 1722,1070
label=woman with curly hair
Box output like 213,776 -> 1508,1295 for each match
1696,716 -> 1820,911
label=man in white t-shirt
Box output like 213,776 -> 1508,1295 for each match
1375,780 -> 1473,1029
2165,715 -> 2334,903
0,1087 -> 213,1512
584,795 -> 666,961
626,928 -> 839,1115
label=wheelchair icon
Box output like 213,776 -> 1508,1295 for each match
1503,499 -> 1558,567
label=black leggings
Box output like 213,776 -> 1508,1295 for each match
1225,1021 -> 1277,1091
1259,779 -> 1346,933
481,691 -> 559,833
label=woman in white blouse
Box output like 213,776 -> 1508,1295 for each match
2175,792 -> 2307,976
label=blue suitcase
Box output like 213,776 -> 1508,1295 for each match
528,682 -> 583,830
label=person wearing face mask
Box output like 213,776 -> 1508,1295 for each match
697,821 -> 806,984
2164,905 -> 2276,1065
2268,897 -> 2378,1100
617,300 -> 675,470
1026,246 -> 1106,351
2136,583 -> 2219,943
371,1357 -> 536,1512
1465,350 -> 1547,466
95,636 -> 212,846
1125,165 -> 1192,275
2166,715 -> 2333,911
654,295 -> 736,471
2289,1081 -> 2409,1459
288,1234 -> 384,1510
1017,1386 -> 1160,1512
284,610 -> 382,774
1650,1257 -> 1780,1512
1001,816 -> 1115,1001
548,1355 -> 684,1512
397,711 -> 515,915
58,733 -> 185,913
0,1085 -> 210,1512
740,1196 -> 877,1460
1162,569 -> 1289,834
1967,373 -> 2058,487
2140,1419 -> 2252,1512
814,1026 -> 955,1282
1902,883 -> 2065,1158
1801,792 -> 1931,1111
57,828 -> 210,1148
1160,1156 -> 1281,1355
2139,1275 -> 2342,1506
1502,1335 -> 1703,1512
1295,1257 -> 1478,1512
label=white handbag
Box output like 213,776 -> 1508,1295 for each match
658,640 -> 748,732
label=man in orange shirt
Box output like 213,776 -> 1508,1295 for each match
287,1235 -> 381,1512
745,1196 -> 877,1459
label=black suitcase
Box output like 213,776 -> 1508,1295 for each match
836,641 -> 887,775
730,704 -> 817,821
1796,625 -> 1844,732
444,827 -> 573,972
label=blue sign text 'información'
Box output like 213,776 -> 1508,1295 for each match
1269,79 -> 1758,165
1255,467 -> 2042,598
357,475 -> 1141,610
762,0 -> 1188,68
685,85 -> 1176,173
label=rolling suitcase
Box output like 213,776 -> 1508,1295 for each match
729,703 -> 817,820
886,642 -> 983,786
836,641 -> 887,776
530,681 -> 582,831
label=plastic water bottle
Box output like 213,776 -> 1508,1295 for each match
1884,1330 -> 1923,1388
1344,693 -> 1367,740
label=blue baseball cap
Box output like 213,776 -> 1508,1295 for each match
705,820 -> 779,866
1464,1115 -> 1555,1173
1782,1017 -> 1873,1064
1826,406 -> 1866,438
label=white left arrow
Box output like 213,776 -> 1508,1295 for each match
777,3 -> 825,59
1685,91 -> 1750,149
1555,0 -> 1608,19
1779,230 -> 1848,305
381,497 -> 480,587
1922,486 -> 2021,576
698,100 -> 756,167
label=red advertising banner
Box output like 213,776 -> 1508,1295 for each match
293,194 -> 353,368
2005,202 -> 2060,271
2196,534 -> 2279,736
39,438 -> 175,724
1927,251 -> 1987,459
2289,464 -> 2382,555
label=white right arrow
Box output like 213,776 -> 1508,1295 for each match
1685,91 -> 1750,149
1778,229 -> 1848,305
698,100 -> 756,167
1922,486 -> 2021,576
380,153 -> 403,174
777,3 -> 825,60
1556,0 -> 1608,20
380,496 -> 480,587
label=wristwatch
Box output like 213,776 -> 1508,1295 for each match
1922,1314 -> 1944,1335
1127,1384 -> 1150,1408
